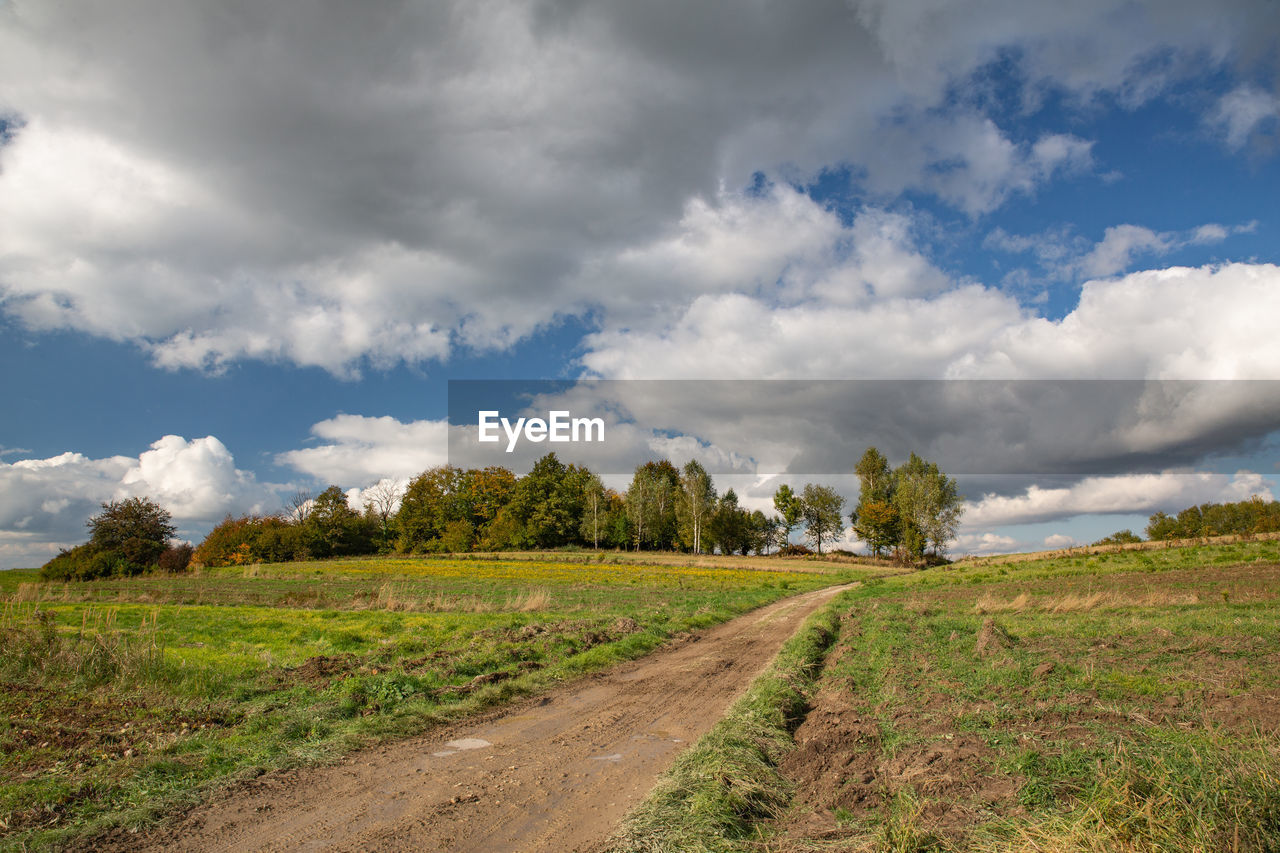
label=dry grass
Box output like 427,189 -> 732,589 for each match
508,588 -> 553,611
973,589 -> 1206,613
12,581 -> 41,603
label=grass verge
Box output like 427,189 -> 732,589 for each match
603,591 -> 849,852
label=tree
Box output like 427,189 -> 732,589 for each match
855,447 -> 892,499
467,466 -> 518,528
439,518 -> 476,553
891,452 -> 963,561
852,446 -> 898,557
624,460 -> 680,550
396,466 -> 465,552
800,484 -> 845,555
708,489 -> 749,555
44,496 -> 177,580
511,454 -> 589,548
853,498 -> 900,557
88,496 -> 176,569
361,479 -> 403,553
285,489 -> 313,524
580,471 -> 607,549
675,460 -> 716,554
773,484 -> 804,547
307,485 -> 372,557
746,510 -> 775,555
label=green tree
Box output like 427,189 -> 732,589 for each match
853,498 -> 900,557
675,460 -> 716,554
852,446 -> 898,557
800,484 -> 845,555
580,471 -> 607,549
708,488 -> 749,555
440,518 -> 476,553
396,466 -> 465,552
891,453 -> 963,560
307,485 -> 372,557
855,447 -> 892,499
773,484 -> 803,547
625,460 -> 680,550
88,496 -> 176,569
508,453 -> 584,548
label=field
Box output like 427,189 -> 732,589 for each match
617,539 -> 1280,852
0,556 -> 859,852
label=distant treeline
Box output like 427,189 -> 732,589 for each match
1091,496 -> 1280,546
42,447 -> 965,577
193,455 -> 810,567
1145,496 -> 1280,541
190,446 -> 963,568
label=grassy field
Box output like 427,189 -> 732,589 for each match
609,539 -> 1280,852
0,556 -> 863,852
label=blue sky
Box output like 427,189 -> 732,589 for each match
1,0 -> 1279,567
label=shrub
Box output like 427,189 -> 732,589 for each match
777,543 -> 813,556
158,543 -> 194,573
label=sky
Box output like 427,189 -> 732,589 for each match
2,0 -> 1279,568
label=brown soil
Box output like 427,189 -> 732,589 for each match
92,584 -> 851,853
771,635 -> 1024,849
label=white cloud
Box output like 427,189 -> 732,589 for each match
0,1 -> 1272,372
0,437 -> 274,569
276,416 -> 449,486
951,532 -> 1019,555
987,220 -> 1257,280
1078,225 -> 1174,278
862,118 -> 1094,215
965,469 -> 1274,527
583,261 -> 1280,381
1210,86 -> 1279,149
1044,533 -> 1077,548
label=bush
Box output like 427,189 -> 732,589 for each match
777,543 -> 813,556
1093,529 -> 1143,546
40,544 -> 96,581
158,543 -> 194,573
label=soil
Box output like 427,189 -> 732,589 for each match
770,624 -> 1025,850
92,583 -> 851,853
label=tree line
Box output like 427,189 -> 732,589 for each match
40,446 -> 966,577
1139,496 -> 1280,543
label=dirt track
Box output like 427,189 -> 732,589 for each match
119,584 -> 850,853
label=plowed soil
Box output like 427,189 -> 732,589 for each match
102,583 -> 850,853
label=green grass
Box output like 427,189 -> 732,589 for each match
604,591 -> 848,852
0,557 -> 843,851
746,540 -> 1280,852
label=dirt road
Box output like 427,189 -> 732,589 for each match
118,584 -> 849,853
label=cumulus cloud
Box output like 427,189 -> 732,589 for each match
583,262 -> 1280,381
0,436 -> 274,569
0,0 -> 1274,373
1044,533 -> 1078,548
965,469 -> 1274,527
276,415 -> 450,486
